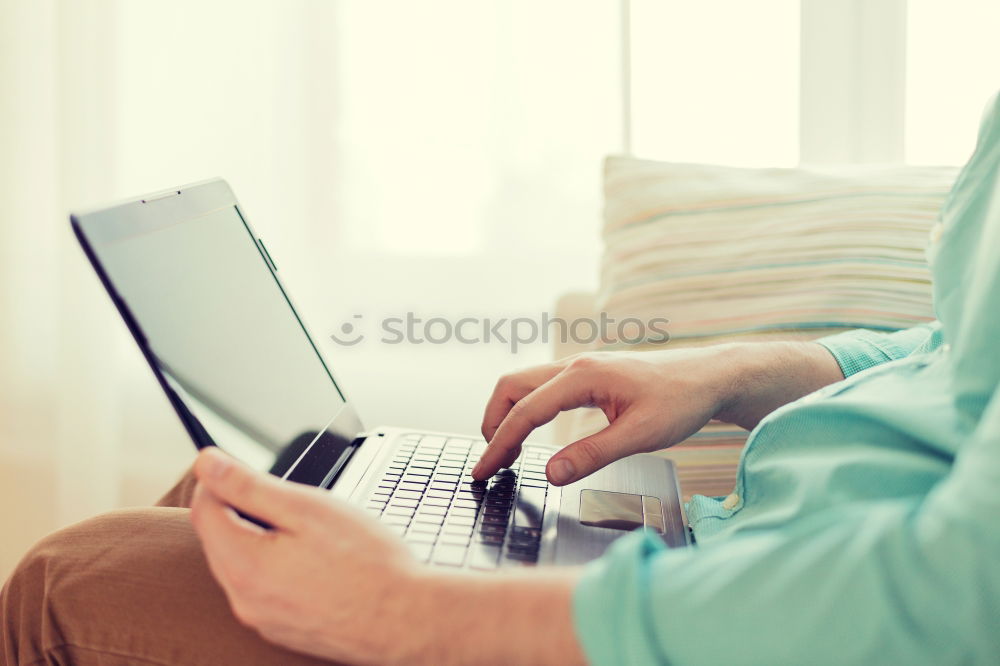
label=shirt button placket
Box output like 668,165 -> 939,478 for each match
929,222 -> 944,245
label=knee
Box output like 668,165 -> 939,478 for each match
1,508 -> 193,663
1,517 -> 94,663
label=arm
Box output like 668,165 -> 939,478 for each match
575,384 -> 1000,665
473,340 -> 845,484
473,321 -> 945,484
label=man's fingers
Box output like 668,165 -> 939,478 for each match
474,372 -> 592,480
493,446 -> 522,473
545,420 -> 644,486
480,364 -> 565,442
194,447 -> 317,531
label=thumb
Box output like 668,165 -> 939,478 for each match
194,447 -> 317,531
545,420 -> 642,486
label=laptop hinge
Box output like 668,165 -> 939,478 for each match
318,433 -> 371,489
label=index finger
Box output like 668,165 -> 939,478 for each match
473,371 -> 593,479
480,362 -> 566,441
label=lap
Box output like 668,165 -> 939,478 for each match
1,507 -> 333,666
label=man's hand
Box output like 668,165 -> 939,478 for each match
190,447 -> 587,665
190,447 -> 420,664
474,342 -> 844,485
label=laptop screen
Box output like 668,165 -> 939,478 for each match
85,202 -> 348,477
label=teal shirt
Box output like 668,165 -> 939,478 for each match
574,94 -> 1000,665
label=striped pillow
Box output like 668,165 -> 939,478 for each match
569,156 -> 958,500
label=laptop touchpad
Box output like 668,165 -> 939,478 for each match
579,489 -> 665,533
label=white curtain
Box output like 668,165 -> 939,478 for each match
0,1 -> 352,570
2,0 -> 128,554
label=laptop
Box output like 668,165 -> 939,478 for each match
71,178 -> 690,569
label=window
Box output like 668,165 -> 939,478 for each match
630,0 -> 800,166
905,0 -> 1000,165
336,1 -> 620,257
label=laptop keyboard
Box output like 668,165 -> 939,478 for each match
364,434 -> 554,569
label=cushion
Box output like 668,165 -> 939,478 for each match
566,156 -> 958,500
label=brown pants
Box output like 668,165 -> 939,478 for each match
0,471 -> 334,666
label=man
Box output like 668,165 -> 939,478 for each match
3,95 -> 999,665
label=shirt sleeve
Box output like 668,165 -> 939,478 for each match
815,321 -> 942,377
572,383 -> 1000,666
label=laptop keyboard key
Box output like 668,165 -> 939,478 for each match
442,523 -> 474,536
382,516 -> 410,527
445,514 -> 476,526
408,523 -> 440,537
432,545 -> 467,567
478,533 -> 504,546
507,537 -> 539,552
481,514 -> 508,526
384,507 -> 416,518
468,546 -> 501,569
505,544 -> 539,561
511,526 -> 542,540
413,516 -> 445,528
438,533 -> 471,547
407,542 -> 434,563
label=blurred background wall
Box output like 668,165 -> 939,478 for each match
1,0 -> 997,577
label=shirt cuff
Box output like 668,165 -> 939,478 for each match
573,530 -> 670,666
816,324 -> 937,377
815,329 -> 893,377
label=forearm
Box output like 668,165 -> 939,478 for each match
401,567 -> 586,665
714,341 -> 844,430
